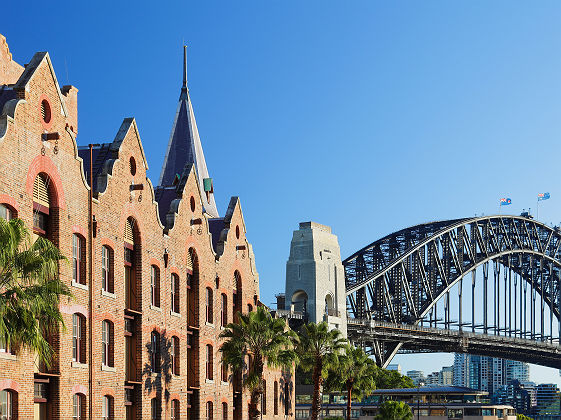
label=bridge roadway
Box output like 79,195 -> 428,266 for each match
346,318 -> 561,369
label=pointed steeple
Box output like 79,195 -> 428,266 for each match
158,46 -> 219,218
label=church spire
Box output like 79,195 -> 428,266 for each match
158,47 -> 219,218
182,44 -> 187,88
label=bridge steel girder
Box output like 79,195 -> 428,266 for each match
344,216 -> 561,367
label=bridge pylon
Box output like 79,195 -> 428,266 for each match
284,222 -> 347,337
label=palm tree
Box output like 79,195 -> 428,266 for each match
219,306 -> 296,420
375,400 -> 413,420
326,344 -> 378,420
0,218 -> 71,366
296,322 -> 347,420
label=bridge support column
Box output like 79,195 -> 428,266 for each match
285,222 -> 347,337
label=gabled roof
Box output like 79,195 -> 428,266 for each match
14,51 -> 68,118
158,46 -> 219,218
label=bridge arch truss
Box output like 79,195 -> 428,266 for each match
343,216 -> 561,368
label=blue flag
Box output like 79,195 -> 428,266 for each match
500,198 -> 512,206
538,192 -> 550,201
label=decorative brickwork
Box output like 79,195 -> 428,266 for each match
0,34 -> 293,420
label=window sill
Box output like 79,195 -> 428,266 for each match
151,372 -> 161,378
0,352 -> 16,361
71,281 -> 88,291
205,322 -> 215,328
101,290 -> 116,299
150,305 -> 162,312
71,361 -> 88,369
205,379 -> 214,384
221,381 -> 229,386
101,364 -> 116,372
170,311 -> 181,318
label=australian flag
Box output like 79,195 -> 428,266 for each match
538,192 -> 550,201
500,198 -> 512,206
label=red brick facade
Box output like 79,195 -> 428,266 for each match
0,35 -> 293,420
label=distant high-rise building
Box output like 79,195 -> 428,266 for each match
406,370 -> 426,386
440,366 -> 454,386
536,384 -> 559,411
493,380 -> 532,415
453,354 -> 529,394
387,364 -> 402,374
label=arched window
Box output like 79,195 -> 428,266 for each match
171,399 -> 180,420
102,320 -> 114,367
206,287 -> 213,324
101,245 -> 114,293
206,344 -> 213,380
233,271 -> 242,321
151,331 -> 160,373
206,401 -> 213,420
0,204 -> 14,220
221,293 -> 228,327
0,389 -> 16,420
72,234 -> 86,285
262,380 -> 267,415
247,304 -> 253,313
186,248 -> 198,328
171,336 -> 180,376
124,218 -> 139,311
151,397 -> 160,420
274,381 -> 279,415
171,273 -> 180,313
72,393 -> 85,420
222,402 -> 228,420
151,265 -> 160,308
72,313 -> 86,363
102,395 -> 113,420
33,174 -> 50,238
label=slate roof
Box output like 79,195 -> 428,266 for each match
78,143 -> 113,193
157,46 -> 219,218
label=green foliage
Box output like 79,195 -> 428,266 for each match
219,306 -> 296,392
517,415 -> 533,420
375,401 -> 413,420
296,322 -> 347,380
325,344 -> 378,401
296,322 -> 347,420
0,218 -> 71,366
375,369 -> 415,389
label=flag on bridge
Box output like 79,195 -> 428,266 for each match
538,192 -> 550,201
500,198 -> 512,206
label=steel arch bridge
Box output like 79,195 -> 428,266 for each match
343,215 -> 561,368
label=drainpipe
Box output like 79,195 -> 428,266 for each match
88,144 -> 94,420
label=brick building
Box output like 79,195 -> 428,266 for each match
0,34 -> 293,420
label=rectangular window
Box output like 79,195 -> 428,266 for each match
101,246 -> 114,293
274,381 -> 279,415
72,314 -> 84,362
171,274 -> 179,313
206,345 -> 213,380
151,266 -> 160,307
73,235 -> 85,285
221,294 -> 227,327
206,288 -> 213,324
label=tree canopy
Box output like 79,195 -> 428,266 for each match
0,218 -> 71,365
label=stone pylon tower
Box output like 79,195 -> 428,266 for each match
285,222 -> 347,337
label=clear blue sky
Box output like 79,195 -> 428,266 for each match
4,1 -> 561,385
